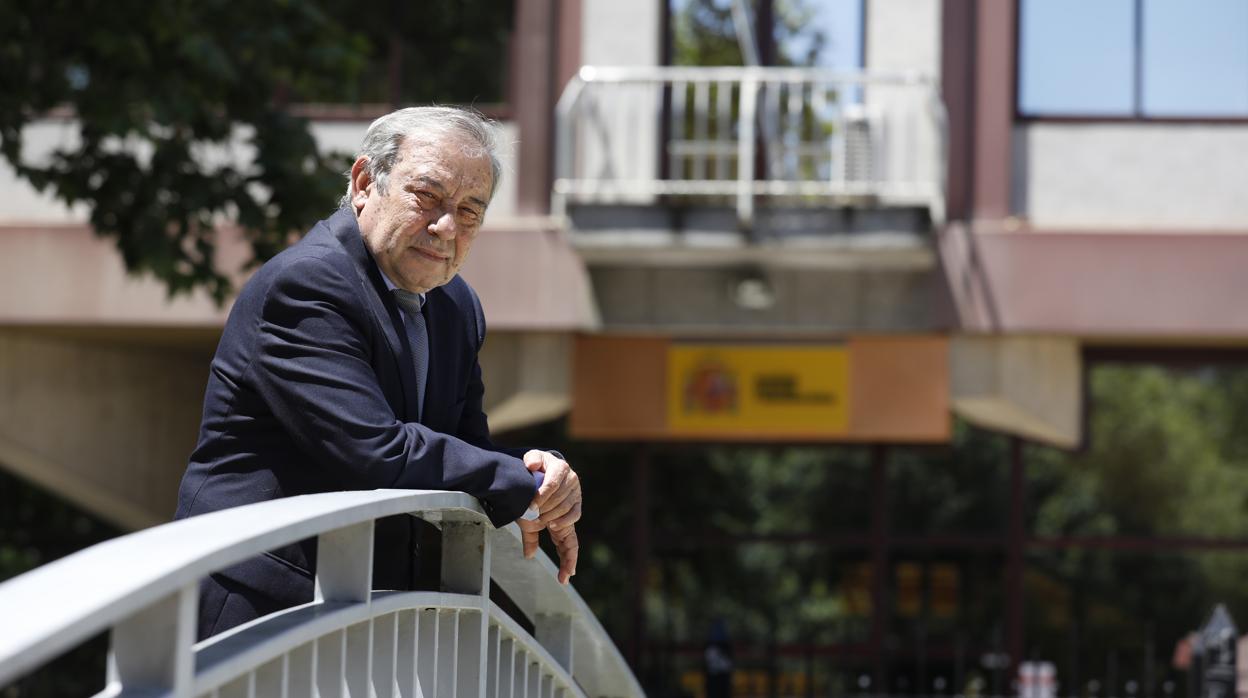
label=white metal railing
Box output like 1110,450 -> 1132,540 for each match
0,490 -> 643,698
553,65 -> 947,228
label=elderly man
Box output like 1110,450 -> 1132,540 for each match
175,106 -> 581,640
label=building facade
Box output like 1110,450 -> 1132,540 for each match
2,0 -> 1247,694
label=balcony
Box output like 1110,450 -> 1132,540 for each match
553,66 -> 946,256
552,66 -> 948,334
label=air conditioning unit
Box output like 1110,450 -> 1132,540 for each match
837,104 -> 882,184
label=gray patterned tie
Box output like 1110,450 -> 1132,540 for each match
393,289 -> 428,420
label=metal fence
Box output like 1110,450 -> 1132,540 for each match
552,65 -> 947,228
0,489 -> 642,697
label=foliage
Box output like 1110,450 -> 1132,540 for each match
0,0 -> 370,303
512,363 -> 1248,693
0,468 -> 118,694
672,0 -> 827,67
1024,364 -> 1248,678
0,0 -> 515,304
310,0 -> 515,107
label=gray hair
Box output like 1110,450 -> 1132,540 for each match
340,106 -> 503,209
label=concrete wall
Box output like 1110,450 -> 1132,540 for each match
574,0 -> 663,194
865,0 -> 942,76
1014,123 -> 1248,230
864,0 -> 943,204
0,225 -> 237,325
580,0 -> 660,67
0,330 -> 211,529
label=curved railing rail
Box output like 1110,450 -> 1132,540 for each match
0,489 -> 643,697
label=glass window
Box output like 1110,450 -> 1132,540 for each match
671,0 -> 863,69
806,0 -> 864,71
1018,0 -> 1136,116
1142,0 -> 1248,116
1018,0 -> 1248,118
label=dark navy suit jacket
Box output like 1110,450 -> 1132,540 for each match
175,207 -> 537,619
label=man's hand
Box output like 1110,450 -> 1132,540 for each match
518,449 -> 582,584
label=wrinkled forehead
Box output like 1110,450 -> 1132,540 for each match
396,135 -> 494,194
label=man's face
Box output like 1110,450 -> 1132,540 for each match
352,135 -> 492,294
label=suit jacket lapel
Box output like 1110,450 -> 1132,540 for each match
325,209 -> 422,422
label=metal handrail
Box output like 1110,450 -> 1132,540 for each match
553,65 -> 947,229
0,489 -> 643,697
571,65 -> 938,86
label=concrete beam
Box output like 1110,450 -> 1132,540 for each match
951,335 -> 1081,448
0,330 -> 210,530
587,264 -> 946,334
937,222 -> 1248,337
479,332 -> 573,434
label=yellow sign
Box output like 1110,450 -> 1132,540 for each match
666,345 -> 849,435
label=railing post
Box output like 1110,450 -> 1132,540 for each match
105,583 -> 197,698
536,613 -> 574,672
442,522 -> 490,596
552,74 -> 588,221
442,521 -> 491,698
315,521 -> 375,603
737,74 -> 759,231
315,520 -> 375,697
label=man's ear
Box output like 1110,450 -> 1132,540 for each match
349,157 -> 372,212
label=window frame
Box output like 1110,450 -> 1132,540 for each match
1014,0 -> 1248,123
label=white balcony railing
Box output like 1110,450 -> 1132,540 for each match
553,65 -> 947,228
0,490 -> 642,697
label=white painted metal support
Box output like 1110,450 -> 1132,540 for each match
416,609 -> 439,696
737,75 -> 759,230
441,522 -> 490,596
316,631 -> 346,698
457,610 -> 485,698
436,611 -> 460,697
393,610 -> 417,698
344,620 -> 372,697
552,75 -> 589,222
287,642 -> 314,697
216,671 -> 251,698
315,521 -> 375,604
442,522 -> 490,696
105,583 -> 197,697
253,656 -> 283,696
526,657 -> 540,698
534,614 -> 573,673
372,612 -> 398,698
486,624 -> 501,698
498,637 -> 516,698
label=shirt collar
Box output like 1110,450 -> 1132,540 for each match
370,253 -> 426,310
